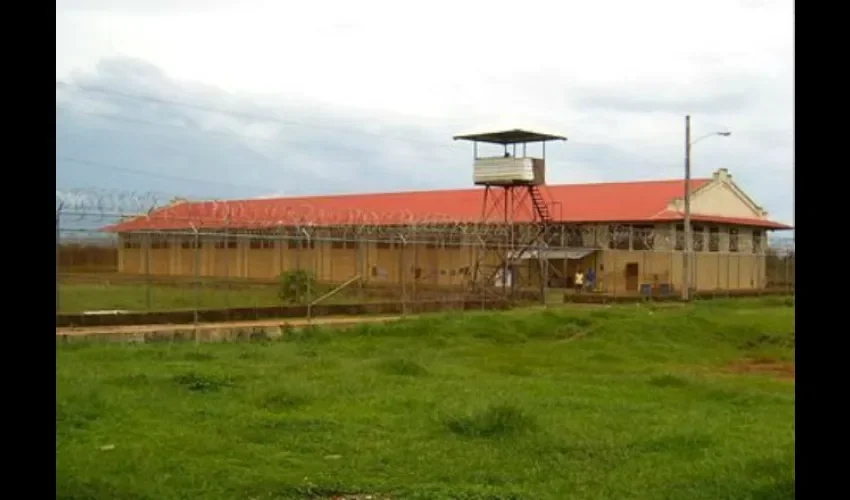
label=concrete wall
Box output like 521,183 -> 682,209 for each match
594,250 -> 765,294
667,169 -> 769,221
116,222 -> 770,292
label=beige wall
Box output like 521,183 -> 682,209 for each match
688,183 -> 760,218
667,171 -> 769,221
594,250 -> 765,294
116,222 -> 770,292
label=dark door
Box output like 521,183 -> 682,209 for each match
625,262 -> 639,292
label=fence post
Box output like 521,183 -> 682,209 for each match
356,231 -> 364,302
412,230 -> 419,305
612,250 -> 618,299
192,225 -> 200,326
302,228 -> 313,321
538,232 -> 546,306
782,255 -> 791,293
56,206 -> 62,314
223,222 -> 231,318
715,253 -> 720,298
144,232 -> 152,312
278,225 -> 285,283
399,235 -> 407,316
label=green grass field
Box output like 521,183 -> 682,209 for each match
56,298 -> 794,500
58,283 -> 284,313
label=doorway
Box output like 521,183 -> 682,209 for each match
625,262 -> 639,292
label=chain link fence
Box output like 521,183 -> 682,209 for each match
56,189 -> 794,326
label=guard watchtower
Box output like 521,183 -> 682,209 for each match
453,128 -> 567,292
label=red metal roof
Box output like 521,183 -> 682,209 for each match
103,178 -> 792,232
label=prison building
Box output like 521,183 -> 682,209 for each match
103,168 -> 791,295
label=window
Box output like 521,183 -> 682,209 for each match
149,236 -> 170,249
444,233 -> 463,248
692,225 -> 705,252
608,225 -> 630,250
249,237 -> 275,249
328,229 -> 356,249
675,225 -> 685,251
729,228 -> 739,252
565,226 -> 584,247
286,238 -> 315,250
752,230 -> 763,253
376,241 -> 395,249
708,227 -> 719,252
632,225 -> 655,251
331,239 -> 356,250
123,236 -> 141,249
214,237 -> 237,249
284,234 -> 316,250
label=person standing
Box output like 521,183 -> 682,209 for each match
586,267 -> 595,292
574,269 -> 584,293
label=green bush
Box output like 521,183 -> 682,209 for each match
278,270 -> 316,304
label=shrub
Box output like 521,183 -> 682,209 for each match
278,270 -> 316,304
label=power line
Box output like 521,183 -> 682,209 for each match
56,155 -> 272,192
55,105 -> 450,161
56,80 -> 459,152
55,104 -> 715,176
56,80 -> 794,176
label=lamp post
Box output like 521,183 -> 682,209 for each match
682,115 -> 731,301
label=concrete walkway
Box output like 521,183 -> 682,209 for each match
56,315 -> 404,342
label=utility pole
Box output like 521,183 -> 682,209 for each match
680,117 -> 730,301
682,115 -> 692,301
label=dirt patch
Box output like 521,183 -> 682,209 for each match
726,357 -> 795,381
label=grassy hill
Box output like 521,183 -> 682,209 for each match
56,298 -> 794,500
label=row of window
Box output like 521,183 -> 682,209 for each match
674,225 -> 762,253
124,235 -> 469,250
369,265 -> 474,279
123,226 -> 764,253
124,238 -> 316,250
605,225 -> 763,253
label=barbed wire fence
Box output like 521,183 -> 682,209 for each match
56,188 -> 795,324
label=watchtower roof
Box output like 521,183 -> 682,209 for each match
453,128 -> 567,145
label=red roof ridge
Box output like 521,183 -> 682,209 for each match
220,177 -> 714,204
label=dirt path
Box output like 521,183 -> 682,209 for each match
56,315 -> 404,337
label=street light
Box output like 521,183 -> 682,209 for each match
682,115 -> 731,301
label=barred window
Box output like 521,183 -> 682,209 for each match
752,230 -> 763,253
692,225 -> 705,252
565,226 -> 584,247
122,235 -> 141,249
708,227 -> 719,252
249,237 -> 275,249
608,225 -> 630,250
729,228 -> 739,252
286,238 -> 315,249
632,225 -> 655,251
213,237 -> 237,249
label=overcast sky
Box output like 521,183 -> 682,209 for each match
56,0 -> 794,226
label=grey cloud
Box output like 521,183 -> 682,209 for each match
567,68 -> 771,116
56,57 -> 793,226
56,57 -> 464,202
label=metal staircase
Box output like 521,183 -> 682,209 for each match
529,185 -> 552,223
476,185 -> 558,293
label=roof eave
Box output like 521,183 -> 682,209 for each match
453,129 -> 568,145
